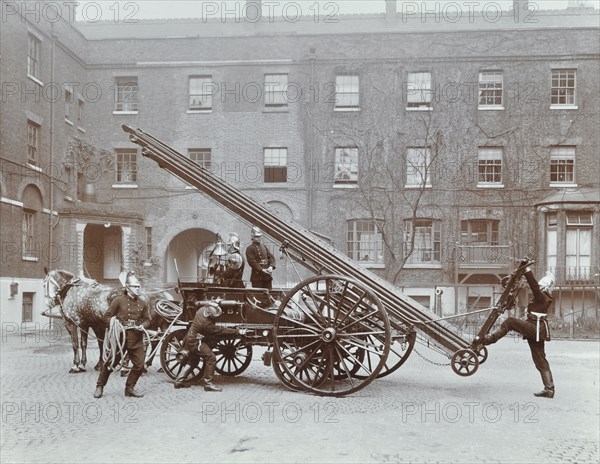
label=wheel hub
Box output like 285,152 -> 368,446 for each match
321,327 -> 336,343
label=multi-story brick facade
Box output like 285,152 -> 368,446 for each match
1,0 -> 598,328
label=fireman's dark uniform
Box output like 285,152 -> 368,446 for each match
484,269 -> 555,397
95,293 -> 151,396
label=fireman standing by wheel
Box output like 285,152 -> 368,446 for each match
174,302 -> 246,391
245,226 -> 276,289
94,272 -> 150,399
483,262 -> 556,398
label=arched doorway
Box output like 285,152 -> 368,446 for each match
83,224 -> 122,283
164,228 -> 218,282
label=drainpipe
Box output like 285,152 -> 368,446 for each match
48,24 -> 57,271
308,49 -> 316,229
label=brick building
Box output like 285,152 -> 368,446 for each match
1,0 -> 599,328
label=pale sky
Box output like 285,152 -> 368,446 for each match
74,0 -> 598,21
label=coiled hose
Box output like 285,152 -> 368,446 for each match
102,317 -> 127,372
155,299 -> 183,321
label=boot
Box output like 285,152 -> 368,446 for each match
204,380 -> 222,392
93,366 -> 111,398
534,370 -> 555,398
125,369 -> 144,398
174,365 -> 195,389
482,325 -> 509,345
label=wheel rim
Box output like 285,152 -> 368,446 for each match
353,329 -> 416,379
160,329 -> 204,382
476,345 -> 488,364
214,338 -> 253,376
273,275 -> 390,396
451,349 -> 480,377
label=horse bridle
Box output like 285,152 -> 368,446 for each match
44,274 -> 81,308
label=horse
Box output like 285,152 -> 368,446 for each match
43,269 -> 175,374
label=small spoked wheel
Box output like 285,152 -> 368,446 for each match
273,275 -> 391,396
214,337 -> 253,376
451,349 -> 480,377
160,329 -> 204,382
475,345 -> 488,364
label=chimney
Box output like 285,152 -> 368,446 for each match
245,0 -> 262,21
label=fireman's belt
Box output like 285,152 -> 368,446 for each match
125,320 -> 139,328
528,311 -> 548,342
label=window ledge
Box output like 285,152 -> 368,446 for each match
112,184 -> 138,189
361,263 -> 385,269
334,107 -> 361,112
64,196 -> 74,202
477,183 -> 505,189
27,74 -> 44,86
263,107 -> 289,113
77,126 -> 86,133
405,184 -> 432,189
478,106 -> 505,111
187,109 -> 212,114
407,106 -> 433,111
22,256 -> 39,262
333,183 -> 358,188
262,183 -> 288,187
65,118 -> 74,126
27,163 -> 42,172
404,263 -> 443,269
112,111 -> 139,115
550,105 -> 578,110
550,183 -> 577,188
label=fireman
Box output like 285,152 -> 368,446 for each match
245,226 -> 276,289
482,263 -> 556,398
174,302 -> 246,391
94,272 -> 150,398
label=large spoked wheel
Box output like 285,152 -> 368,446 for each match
353,329 -> 416,379
451,349 -> 480,377
160,329 -> 204,382
273,275 -> 391,396
475,345 -> 488,364
214,338 -> 253,376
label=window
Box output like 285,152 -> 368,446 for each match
114,77 -> 138,112
478,71 -> 503,108
405,147 -> 431,188
347,220 -> 384,265
22,210 -> 36,259
65,88 -> 73,122
115,149 -> 137,183
546,213 -> 558,274
550,147 -> 575,185
335,75 -> 359,110
566,212 -> 592,281
551,69 -> 576,107
264,148 -> 287,183
188,148 -> 212,169
406,72 -> 432,109
334,147 -> 358,185
478,147 -> 503,185
145,227 -> 153,260
27,120 -> 40,166
461,220 -> 499,244
27,33 -> 41,80
265,74 -> 288,108
403,219 -> 441,264
189,76 -> 213,111
22,293 -> 34,323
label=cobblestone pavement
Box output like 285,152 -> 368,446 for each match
1,329 -> 598,464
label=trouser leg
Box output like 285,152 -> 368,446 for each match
125,345 -> 145,397
93,363 -> 113,398
529,340 -> 555,398
199,343 -> 221,391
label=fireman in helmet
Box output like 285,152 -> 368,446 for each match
221,233 -> 245,288
94,271 -> 150,399
174,301 -> 246,391
482,262 -> 556,398
245,226 -> 276,289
